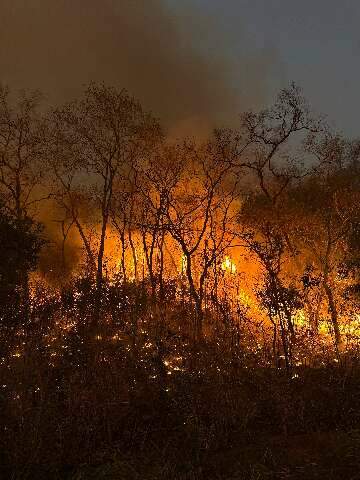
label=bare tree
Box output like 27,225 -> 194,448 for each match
288,162 -> 360,350
136,144 -> 184,297
0,85 -> 48,220
0,86 -> 49,321
213,84 -> 324,223
49,84 -> 161,296
152,143 -> 239,340
209,84 -> 327,364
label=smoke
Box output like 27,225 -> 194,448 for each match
0,0 -> 278,135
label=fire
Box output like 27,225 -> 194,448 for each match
181,254 -> 187,274
221,256 -> 236,274
237,289 -> 252,308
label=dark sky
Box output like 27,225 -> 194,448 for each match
0,0 -> 359,137
181,0 -> 360,136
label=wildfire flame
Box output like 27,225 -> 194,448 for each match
221,256 -> 236,274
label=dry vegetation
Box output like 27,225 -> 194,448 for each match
1,83 -> 360,479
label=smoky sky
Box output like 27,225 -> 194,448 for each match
182,0 -> 360,137
0,0 -> 278,136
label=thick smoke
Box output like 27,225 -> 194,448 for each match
0,0 -> 276,135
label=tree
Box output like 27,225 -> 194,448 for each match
158,143 -> 239,340
0,85 -> 48,221
0,86 -> 48,327
287,154 -> 360,350
49,84 -> 162,301
209,84 -> 324,366
214,83 -> 321,205
0,203 -> 44,354
135,143 -> 185,297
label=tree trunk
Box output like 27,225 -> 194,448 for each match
184,253 -> 203,341
323,280 -> 341,347
120,230 -> 127,283
128,227 -> 138,282
96,212 -> 108,290
74,218 -> 96,273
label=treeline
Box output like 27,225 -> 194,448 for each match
1,82 -> 360,478
1,82 -> 360,364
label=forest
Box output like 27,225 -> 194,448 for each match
1,82 -> 360,479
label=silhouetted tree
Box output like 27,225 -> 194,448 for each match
0,203 -> 44,354
0,85 -> 48,220
49,84 -> 161,318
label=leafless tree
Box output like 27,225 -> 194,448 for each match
49,84 -> 161,295
0,85 -> 48,220
288,160 -> 360,350
152,143 -> 240,340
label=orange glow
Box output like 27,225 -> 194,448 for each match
221,256 -> 236,274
